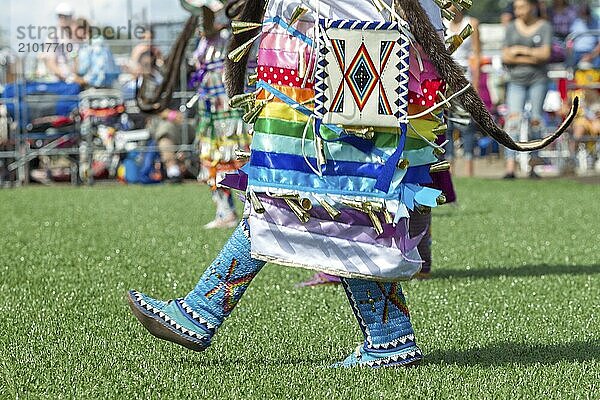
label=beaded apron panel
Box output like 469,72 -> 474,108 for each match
314,19 -> 410,128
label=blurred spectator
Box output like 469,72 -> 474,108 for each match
42,3 -> 79,83
501,1 -> 547,25
444,5 -> 481,177
547,0 -> 577,41
570,4 -> 600,68
571,70 -> 600,152
147,107 -> 196,183
0,49 -> 17,84
502,2 -> 517,25
75,18 -> 120,88
0,105 -> 9,185
127,28 -> 163,78
502,0 -> 552,179
573,102 -> 600,139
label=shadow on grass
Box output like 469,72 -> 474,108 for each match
432,264 -> 600,280
426,340 -> 600,366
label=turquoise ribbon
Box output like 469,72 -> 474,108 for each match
248,165 -> 406,199
264,16 -> 314,47
375,125 -> 407,193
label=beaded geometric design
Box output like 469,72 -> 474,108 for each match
377,282 -> 410,322
378,41 -> 395,115
362,347 -> 422,367
204,258 -> 258,314
330,39 -> 346,113
345,43 -> 379,112
129,290 -> 213,341
314,18 -> 410,127
343,279 -> 415,350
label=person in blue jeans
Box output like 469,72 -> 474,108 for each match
445,118 -> 477,176
502,0 -> 552,179
444,4 -> 481,177
570,4 -> 600,69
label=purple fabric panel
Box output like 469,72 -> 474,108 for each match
256,199 -> 420,251
427,134 -> 456,203
258,195 -> 374,227
219,171 -> 248,191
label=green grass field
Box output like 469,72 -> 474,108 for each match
0,179 -> 599,399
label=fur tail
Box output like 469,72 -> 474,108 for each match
136,15 -> 198,113
224,0 -> 266,97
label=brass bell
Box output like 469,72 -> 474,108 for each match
368,202 -> 384,213
186,93 -> 200,109
242,102 -> 266,124
340,199 -> 363,209
249,190 -> 265,214
434,0 -> 452,8
247,73 -> 258,87
415,205 -> 432,214
436,194 -> 447,205
235,150 -> 250,161
382,208 -> 393,224
231,21 -> 262,35
430,160 -> 451,174
318,198 -> 341,220
271,193 -> 312,211
441,8 -> 456,21
369,201 -> 393,224
284,198 -> 310,223
228,33 -> 262,62
453,0 -> 472,10
446,24 -> 474,54
397,159 -> 410,170
346,127 -> 375,140
341,200 -> 384,235
432,124 -> 448,136
229,91 -> 257,109
299,197 -> 313,211
315,135 -> 327,167
288,6 -> 308,26
363,203 -> 384,235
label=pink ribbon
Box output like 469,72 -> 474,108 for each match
257,48 -> 316,76
409,44 -> 442,94
260,32 -> 309,54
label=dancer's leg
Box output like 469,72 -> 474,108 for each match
128,219 -> 265,351
409,210 -> 432,278
205,188 -> 238,229
334,278 -> 422,368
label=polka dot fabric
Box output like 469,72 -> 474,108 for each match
258,66 -> 313,89
408,79 -> 446,108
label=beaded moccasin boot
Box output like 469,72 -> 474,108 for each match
333,278 -> 423,368
128,219 -> 265,351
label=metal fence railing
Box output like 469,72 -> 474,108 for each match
0,35 -> 200,186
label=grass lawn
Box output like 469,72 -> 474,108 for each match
0,179 -> 598,399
